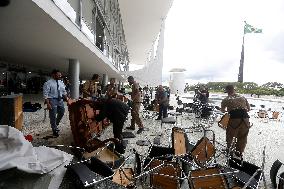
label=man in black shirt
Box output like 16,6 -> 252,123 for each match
94,98 -> 130,153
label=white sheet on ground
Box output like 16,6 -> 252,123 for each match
0,126 -> 73,174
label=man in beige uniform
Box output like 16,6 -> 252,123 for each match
126,76 -> 144,134
221,85 -> 250,157
105,78 -> 118,99
83,74 -> 101,99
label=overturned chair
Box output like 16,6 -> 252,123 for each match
173,127 -> 217,169
48,140 -> 126,188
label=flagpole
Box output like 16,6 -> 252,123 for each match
238,22 -> 245,83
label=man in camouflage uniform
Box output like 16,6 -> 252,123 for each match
126,76 -> 144,134
221,85 -> 250,156
82,74 -> 101,99
105,78 -> 118,99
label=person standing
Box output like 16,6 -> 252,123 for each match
156,85 -> 169,120
149,87 -> 154,99
126,76 -> 144,134
63,77 -> 71,98
82,74 -> 101,99
43,69 -> 69,137
221,85 -> 250,157
105,78 -> 118,99
198,86 -> 209,104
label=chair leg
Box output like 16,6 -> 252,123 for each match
270,160 -> 283,189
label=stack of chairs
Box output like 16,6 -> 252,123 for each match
132,126 -> 265,189
46,124 -> 266,189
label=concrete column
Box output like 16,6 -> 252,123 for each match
118,81 -> 121,90
68,59 -> 80,99
78,0 -> 82,28
102,74 -> 108,88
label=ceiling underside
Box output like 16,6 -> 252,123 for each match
0,0 -> 122,80
0,0 -> 173,79
118,0 -> 173,65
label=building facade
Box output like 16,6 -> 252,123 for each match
55,0 -> 129,72
0,0 -> 173,98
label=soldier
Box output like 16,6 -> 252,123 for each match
221,85 -> 251,157
126,76 -> 145,134
105,78 -> 118,99
83,74 -> 101,100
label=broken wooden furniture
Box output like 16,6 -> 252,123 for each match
218,113 -> 229,130
0,94 -> 23,131
68,99 -> 111,152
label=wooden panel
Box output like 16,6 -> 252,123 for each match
173,130 -> 186,155
218,113 -> 229,130
150,159 -> 180,189
112,168 -> 134,187
14,113 -> 23,131
14,95 -> 23,120
190,168 -> 227,189
191,137 -> 215,166
0,94 -> 22,130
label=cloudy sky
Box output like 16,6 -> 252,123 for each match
163,0 -> 284,85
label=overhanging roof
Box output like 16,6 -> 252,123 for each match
0,0 -> 122,80
118,0 -> 173,65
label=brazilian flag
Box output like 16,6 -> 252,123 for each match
244,21 -> 262,34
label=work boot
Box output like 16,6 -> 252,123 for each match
137,128 -> 145,134
126,126 -> 135,130
52,132 -> 59,138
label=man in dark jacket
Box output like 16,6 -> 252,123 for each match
94,98 -> 130,141
94,98 -> 130,154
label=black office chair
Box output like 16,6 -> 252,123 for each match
270,159 -> 284,189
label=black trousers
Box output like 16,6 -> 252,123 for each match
113,119 -> 125,140
158,104 -> 168,118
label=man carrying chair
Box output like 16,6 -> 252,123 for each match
221,84 -> 251,158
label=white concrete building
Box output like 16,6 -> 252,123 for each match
0,0 -> 173,98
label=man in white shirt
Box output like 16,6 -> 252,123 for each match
43,69 -> 68,137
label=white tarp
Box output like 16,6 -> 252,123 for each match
0,126 -> 73,174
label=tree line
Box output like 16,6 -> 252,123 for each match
185,82 -> 284,97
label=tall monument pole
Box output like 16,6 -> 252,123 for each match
238,25 -> 245,83
238,21 -> 262,82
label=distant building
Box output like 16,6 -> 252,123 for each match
169,68 -> 186,94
